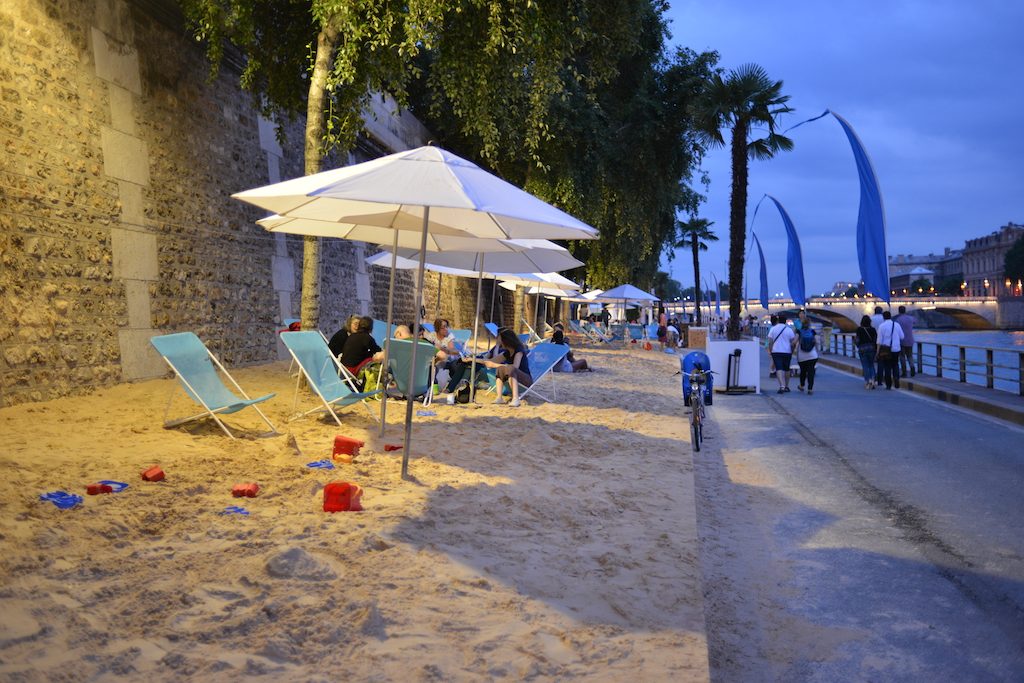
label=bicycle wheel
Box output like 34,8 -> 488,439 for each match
691,419 -> 701,451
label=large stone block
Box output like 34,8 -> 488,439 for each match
90,27 -> 140,95
111,226 -> 157,280
100,126 -> 149,184
117,328 -> 164,380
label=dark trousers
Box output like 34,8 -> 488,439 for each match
798,359 -> 817,391
899,345 -> 915,376
880,352 -> 901,389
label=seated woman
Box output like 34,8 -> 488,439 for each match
439,327 -> 509,396
550,323 -> 591,372
480,329 -> 532,407
340,316 -> 385,390
328,314 -> 362,358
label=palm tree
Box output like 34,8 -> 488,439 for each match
676,217 -> 717,325
695,64 -> 792,339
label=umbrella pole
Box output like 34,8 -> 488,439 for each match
489,276 -> 497,326
379,230 -> 399,435
469,255 -> 485,404
435,274 -> 442,319
402,207 -> 431,480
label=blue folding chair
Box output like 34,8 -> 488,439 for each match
484,322 -> 500,338
519,342 -> 570,403
385,339 -> 437,406
371,318 -> 396,344
150,332 -> 277,439
280,331 -> 382,425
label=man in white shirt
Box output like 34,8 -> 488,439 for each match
876,310 -> 905,390
870,305 -> 884,331
767,313 -> 798,394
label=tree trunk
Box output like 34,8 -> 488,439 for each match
691,237 -> 702,326
299,26 -> 338,331
727,119 -> 749,340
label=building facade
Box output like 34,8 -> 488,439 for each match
962,223 -> 1024,297
888,247 -> 963,295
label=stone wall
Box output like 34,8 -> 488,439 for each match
0,0 -> 428,407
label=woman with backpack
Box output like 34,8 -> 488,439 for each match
855,315 -> 879,389
796,323 -> 819,394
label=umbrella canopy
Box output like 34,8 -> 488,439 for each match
385,239 -> 582,274
234,146 -> 599,241
598,284 -> 660,302
234,144 -> 597,480
258,214 -> 529,253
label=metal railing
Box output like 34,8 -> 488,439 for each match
829,333 -> 1024,396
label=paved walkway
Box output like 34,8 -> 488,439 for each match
695,353 -> 1024,680
817,352 -> 1024,426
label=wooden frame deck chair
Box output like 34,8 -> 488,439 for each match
280,331 -> 381,425
519,342 -> 570,404
150,332 -> 277,439
385,339 -> 437,407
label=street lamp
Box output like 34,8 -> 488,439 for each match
961,281 -> 966,297
984,278 -> 990,297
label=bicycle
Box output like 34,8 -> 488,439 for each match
682,367 -> 714,452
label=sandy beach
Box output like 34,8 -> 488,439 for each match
0,344 -> 708,681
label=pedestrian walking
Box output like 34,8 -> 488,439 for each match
767,313 -> 797,394
796,322 -> 819,395
876,310 -> 905,390
765,314 -> 779,377
855,315 -> 878,389
895,305 -> 916,378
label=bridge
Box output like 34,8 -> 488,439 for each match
737,297 -> 1001,331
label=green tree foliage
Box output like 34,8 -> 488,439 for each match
181,1 -> 718,321
934,277 -> 963,296
675,217 -> 716,325
1005,236 -> 1024,283
651,271 -> 683,302
694,63 -> 792,339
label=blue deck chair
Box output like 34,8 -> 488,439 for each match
450,328 -> 472,354
517,333 -> 532,347
646,323 -> 660,340
280,331 -> 381,425
385,339 -> 437,406
520,318 -> 544,345
420,322 -> 435,334
484,322 -> 499,338
625,323 -> 643,341
569,320 -> 600,344
150,332 -> 277,439
371,318 -> 396,344
583,321 -> 614,343
519,342 -> 570,403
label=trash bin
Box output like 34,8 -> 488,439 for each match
681,351 -> 713,406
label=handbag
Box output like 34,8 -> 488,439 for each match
877,321 -> 894,359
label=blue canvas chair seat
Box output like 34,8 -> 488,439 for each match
385,339 -> 437,406
625,323 -> 643,340
569,320 -> 601,344
484,322 -> 499,338
646,323 -> 660,339
280,331 -> 382,425
450,328 -> 472,355
371,318 -> 396,345
519,342 -> 569,403
150,332 -> 277,439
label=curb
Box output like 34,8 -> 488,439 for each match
818,356 -> 1024,428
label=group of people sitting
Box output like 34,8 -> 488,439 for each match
327,316 -> 557,408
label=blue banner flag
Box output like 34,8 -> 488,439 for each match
765,195 -> 806,306
830,111 -> 890,302
712,273 -> 722,316
752,232 -> 770,310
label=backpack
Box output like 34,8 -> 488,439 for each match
799,327 -> 816,352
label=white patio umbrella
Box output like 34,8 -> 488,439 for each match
597,284 -> 660,334
234,145 -> 597,479
381,242 -> 583,402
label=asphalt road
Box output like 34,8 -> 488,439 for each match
694,359 -> 1024,681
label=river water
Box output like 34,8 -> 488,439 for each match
906,330 -> 1023,394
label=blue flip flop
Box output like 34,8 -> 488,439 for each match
220,505 -> 250,515
306,459 -> 335,470
40,491 -> 84,509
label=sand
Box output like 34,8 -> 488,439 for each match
0,345 -> 708,682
